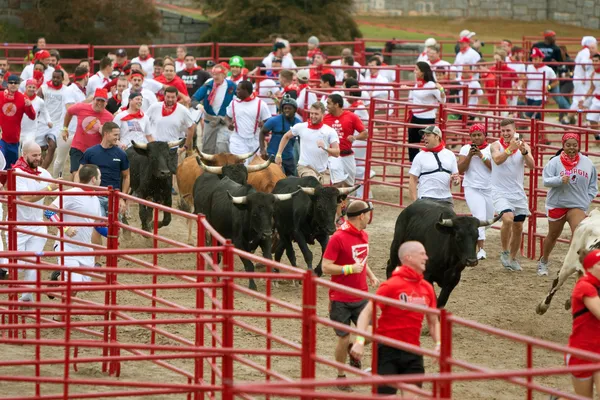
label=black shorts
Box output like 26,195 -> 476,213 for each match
499,209 -> 527,223
329,300 -> 368,337
69,148 -> 85,173
377,344 -> 424,395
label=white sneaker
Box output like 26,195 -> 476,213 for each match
477,249 -> 487,260
19,293 -> 33,302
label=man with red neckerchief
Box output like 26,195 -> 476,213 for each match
490,118 -> 534,272
146,86 -> 195,153
0,74 -> 36,169
113,92 -> 152,149
113,49 -> 128,73
309,51 -> 335,81
131,44 -> 155,78
453,36 -> 481,81
322,200 -> 379,391
154,64 -> 189,104
224,80 -> 271,162
323,94 -> 367,188
86,57 -> 113,99
351,241 -> 440,395
177,54 -> 210,98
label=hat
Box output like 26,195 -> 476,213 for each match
206,60 -> 216,69
296,69 -> 310,81
93,88 -> 108,101
581,36 -> 597,47
219,61 -> 230,70
280,94 -> 297,110
531,47 -> 545,59
459,36 -> 471,44
469,123 -> 486,134
273,42 -> 286,51
424,38 -> 437,47
7,74 -> 20,84
543,30 -> 556,38
229,55 -> 245,68
308,36 -> 319,46
116,48 -> 127,57
272,57 -> 283,64
583,250 -> 600,270
419,125 -> 442,137
25,78 -> 37,87
129,91 -> 142,100
35,49 -> 51,60
459,30 -> 476,39
313,50 -> 327,59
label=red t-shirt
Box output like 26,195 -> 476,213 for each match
323,220 -> 369,303
0,91 -> 36,144
569,273 -> 600,353
482,72 -> 507,106
489,64 -> 518,89
375,266 -> 436,347
323,111 -> 365,156
154,75 -> 189,101
309,67 -> 335,81
69,103 -> 114,153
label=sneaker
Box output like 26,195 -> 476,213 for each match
477,249 -> 487,260
19,293 -> 33,302
47,270 -> 61,300
505,258 -> 523,272
336,375 -> 352,392
0,269 -> 8,280
347,343 -> 362,369
500,251 -> 510,268
537,259 -> 549,276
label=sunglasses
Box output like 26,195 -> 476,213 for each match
7,82 -> 18,85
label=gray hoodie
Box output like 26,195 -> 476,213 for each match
543,154 -> 598,210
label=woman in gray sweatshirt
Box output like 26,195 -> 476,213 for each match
537,132 -> 598,276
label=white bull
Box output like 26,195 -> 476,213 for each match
536,208 -> 600,315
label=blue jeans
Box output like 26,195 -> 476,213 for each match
526,99 -> 543,120
0,140 -> 20,170
550,85 -> 570,117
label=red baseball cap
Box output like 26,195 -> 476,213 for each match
93,88 -> 108,101
459,36 -> 471,44
583,250 -> 600,270
543,30 -> 556,38
35,50 -> 51,60
531,47 -> 545,59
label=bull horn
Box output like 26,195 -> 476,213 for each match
439,218 -> 454,227
132,141 -> 147,150
337,184 -> 361,195
234,147 -> 259,161
227,191 -> 248,204
299,186 -> 315,196
273,189 -> 301,201
199,151 -> 216,161
168,138 -> 185,148
196,157 -> 223,174
479,212 -> 504,227
246,157 -> 272,173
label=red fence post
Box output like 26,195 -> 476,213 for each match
194,214 -> 206,400
301,270 -> 317,399
221,240 -> 235,400
106,188 -> 121,376
439,309 -> 452,398
363,100 -> 376,202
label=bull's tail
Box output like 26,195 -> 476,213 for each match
178,194 -> 193,214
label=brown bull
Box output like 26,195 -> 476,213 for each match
246,155 -> 286,193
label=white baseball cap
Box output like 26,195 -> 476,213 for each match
459,30 -> 476,39
296,69 -> 310,81
424,38 -> 437,47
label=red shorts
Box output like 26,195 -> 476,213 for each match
547,207 -> 570,221
565,353 -> 599,379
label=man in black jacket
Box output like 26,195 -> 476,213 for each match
532,30 -> 563,70
177,54 -> 211,98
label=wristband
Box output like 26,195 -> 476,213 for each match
504,148 -> 512,155
355,336 -> 365,345
342,265 -> 353,275
521,150 -> 529,156
275,153 -> 282,158
47,185 -> 53,191
547,84 -> 552,91
481,156 -> 488,162
61,127 -> 68,132
62,226 -> 70,233
439,87 -> 445,92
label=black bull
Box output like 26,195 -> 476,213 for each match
127,139 -> 184,232
387,200 -> 500,308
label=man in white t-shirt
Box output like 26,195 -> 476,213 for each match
21,79 -> 52,148
113,92 -> 152,149
225,81 -> 271,163
490,119 -> 534,272
571,37 -> 597,112
121,72 -> 158,112
417,38 -> 437,63
147,86 -> 195,152
363,57 -> 393,102
86,57 -> 113,97
330,48 -> 362,83
20,49 -> 55,82
525,47 -> 557,120
13,141 -> 58,302
459,68 -> 483,108
254,68 -> 278,115
131,45 -> 155,78
128,62 -> 164,94
275,102 -> 340,183
39,70 -> 70,170
408,126 -> 459,206
457,123 -> 493,260
427,46 -> 452,81
48,164 -> 103,288
505,46 -> 526,107
453,36 -> 481,80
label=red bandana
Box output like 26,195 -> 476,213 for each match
26,92 -> 36,100
460,46 -> 470,54
595,67 -> 600,73
422,140 -> 445,153
46,80 -> 63,90
339,220 -> 362,235
472,142 -> 488,150
207,80 -> 223,105
430,59 -> 441,64
237,92 -> 256,103
162,102 -> 177,117
33,70 -> 44,88
350,100 -> 364,109
114,61 -> 127,70
499,137 -> 517,155
121,109 -> 144,121
416,79 -> 426,88
298,83 -> 309,92
560,150 -> 580,171
307,120 -> 323,129
533,63 -> 546,69
75,82 -> 86,96
185,67 -> 201,74
12,157 -> 41,175
139,55 -> 149,61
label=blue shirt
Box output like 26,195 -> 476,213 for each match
80,145 -> 129,190
264,114 -> 300,160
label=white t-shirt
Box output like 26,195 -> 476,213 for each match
21,96 -> 50,141
146,102 -> 194,142
113,111 -> 150,147
417,51 -> 429,63
409,148 -> 458,199
574,48 -> 593,90
86,71 -> 111,97
131,57 -> 155,78
491,141 -> 525,197
20,64 -> 55,82
363,74 -> 392,99
453,47 -> 481,79
207,81 -> 228,115
226,97 -> 271,139
15,167 -> 53,233
41,84 -> 69,125
261,52 -> 296,69
141,78 -> 163,94
51,187 -> 102,259
255,78 -> 278,115
291,122 -> 339,173
459,80 -> 483,107
428,59 -> 452,80
121,88 -> 158,112
64,84 -> 87,132
526,64 -> 556,100
506,59 -> 526,75
297,87 -> 318,114
408,81 -> 444,119
331,59 -> 362,83
459,144 -> 491,189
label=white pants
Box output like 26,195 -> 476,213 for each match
464,187 -> 494,241
229,135 -> 258,166
329,155 -> 356,186
53,131 -> 74,177
586,98 -> 600,122
62,257 -> 94,283
17,229 -> 48,298
570,81 -> 592,110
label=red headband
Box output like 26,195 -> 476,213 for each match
74,72 -> 88,80
562,132 -> 580,145
25,79 -> 37,87
469,123 -> 486,134
583,250 -> 600,270
543,30 -> 556,38
129,71 -> 144,79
